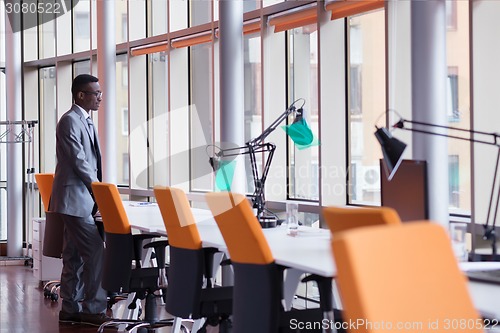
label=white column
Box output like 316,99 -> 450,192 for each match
5,11 -> 23,257
219,0 -> 245,193
411,0 -> 449,227
97,0 -> 117,184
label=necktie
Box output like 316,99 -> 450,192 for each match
86,117 -> 95,143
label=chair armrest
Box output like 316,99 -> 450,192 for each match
132,233 -> 163,266
143,240 -> 169,268
143,240 -> 169,288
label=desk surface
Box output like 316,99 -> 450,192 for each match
122,201 -> 500,320
123,201 -> 335,277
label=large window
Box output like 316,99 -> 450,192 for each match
39,66 -> 57,172
446,0 -> 470,216
149,51 -> 169,186
73,0 -> 90,53
190,42 -> 214,192
244,32 -> 262,193
348,9 -> 386,205
288,23 -> 319,201
116,54 -> 129,185
0,70 -> 5,241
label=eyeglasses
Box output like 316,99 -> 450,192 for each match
83,91 -> 103,99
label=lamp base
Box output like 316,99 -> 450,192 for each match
259,215 -> 277,228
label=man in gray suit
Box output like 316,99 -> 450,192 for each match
51,74 -> 111,326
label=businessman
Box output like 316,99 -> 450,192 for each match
50,74 -> 110,326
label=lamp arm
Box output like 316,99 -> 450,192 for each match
247,98 -> 305,146
210,142 -> 277,221
396,119 -> 500,147
396,118 -> 500,257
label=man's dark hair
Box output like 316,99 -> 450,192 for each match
71,74 -> 99,98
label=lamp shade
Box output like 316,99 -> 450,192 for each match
375,126 -> 407,180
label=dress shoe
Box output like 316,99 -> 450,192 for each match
59,311 -> 80,324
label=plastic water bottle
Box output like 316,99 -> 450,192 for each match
286,202 -> 299,237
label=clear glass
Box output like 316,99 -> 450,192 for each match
348,10 -> 386,205
190,43 -> 214,192
40,67 -> 57,172
449,222 -> 469,262
286,201 -> 299,236
39,11 -> 56,58
244,0 -> 259,13
149,0 -> 168,36
244,32 -> 262,194
170,0 -> 188,32
0,70 -> 5,240
288,24 -> 320,201
190,0 -> 212,27
73,0 -> 90,53
0,189 -> 6,241
74,60 -> 91,76
149,51 -> 169,186
115,54 -> 129,185
446,0 -> 470,216
115,0 -> 128,44
0,6 -> 4,63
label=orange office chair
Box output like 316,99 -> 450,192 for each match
35,173 -> 54,211
91,182 -> 173,333
332,222 -> 482,333
322,205 -> 401,234
206,192 -> 324,333
34,173 -> 61,301
316,205 -> 402,323
154,186 -> 232,333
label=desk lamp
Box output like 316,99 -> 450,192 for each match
375,112 -> 500,260
208,99 -> 313,228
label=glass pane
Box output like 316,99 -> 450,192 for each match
244,33 -> 262,194
190,0 -> 211,27
190,43 -> 213,192
149,51 -> 169,186
40,67 -> 57,171
116,54 -> 129,185
74,60 -> 91,76
348,10 -> 386,205
244,0 -> 259,13
0,6 -> 4,63
39,9 -> 56,58
73,0 -> 90,53
0,70 -> 5,240
263,0 -> 283,7
116,0 -> 127,44
447,0 -> 470,215
170,0 -> 188,32
149,0 -> 168,36
288,24 -> 320,201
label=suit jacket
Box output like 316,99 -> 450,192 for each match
51,105 -> 102,218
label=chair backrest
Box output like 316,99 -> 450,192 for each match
91,182 -> 133,291
322,205 -> 401,234
153,186 -> 202,250
35,173 -> 54,212
91,182 -> 131,235
205,192 -> 274,265
206,192 -> 280,333
332,222 -> 481,333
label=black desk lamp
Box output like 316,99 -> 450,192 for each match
208,98 -> 311,228
375,114 -> 500,260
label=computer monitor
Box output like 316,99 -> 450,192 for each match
380,159 -> 428,222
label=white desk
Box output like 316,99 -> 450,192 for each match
123,201 -> 500,322
124,202 -> 336,277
